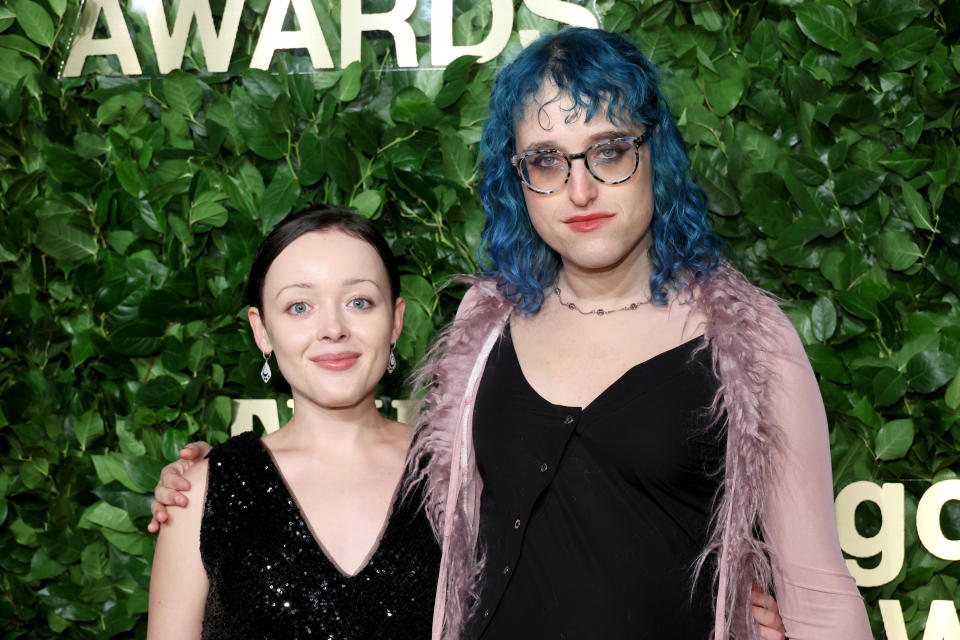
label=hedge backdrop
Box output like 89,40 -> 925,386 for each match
1,0 -> 959,637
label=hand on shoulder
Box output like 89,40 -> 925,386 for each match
148,441 -> 212,532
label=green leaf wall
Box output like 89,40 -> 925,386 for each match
1,0 -> 958,637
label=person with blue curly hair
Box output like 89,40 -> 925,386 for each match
407,27 -> 871,640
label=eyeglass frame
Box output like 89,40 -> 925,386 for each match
510,134 -> 648,195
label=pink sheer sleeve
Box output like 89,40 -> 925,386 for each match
763,321 -> 872,639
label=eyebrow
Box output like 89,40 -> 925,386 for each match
520,129 -> 634,153
274,279 -> 384,299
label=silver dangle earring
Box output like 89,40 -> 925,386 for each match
386,345 -> 397,374
260,352 -> 272,383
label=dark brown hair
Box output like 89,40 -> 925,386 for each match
246,206 -> 401,311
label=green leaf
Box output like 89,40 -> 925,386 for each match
806,343 -> 849,383
161,428 -> 190,461
399,274 -> 435,311
79,501 -> 139,533
834,167 -> 884,205
29,547 -> 67,580
0,33 -> 41,59
946,369 -> 960,410
440,131 -> 474,187
124,456 -> 165,494
691,2 -> 723,31
602,4 -> 635,32
435,77 -> 467,109
349,190 -> 383,218
73,132 -> 110,159
109,321 -> 164,356
36,586 -> 101,622
703,58 -> 747,117
794,3 -> 852,53
234,97 -> 285,160
877,231 -> 922,271
71,328 -> 99,364
0,6 -> 15,32
43,145 -> 99,184
441,54 -> 478,83
900,181 -> 934,232
338,61 -> 362,102
881,26 -> 937,71
163,70 -> 203,117
695,157 -> 739,216
878,147 -> 932,179
906,351 -> 958,394
91,454 -> 147,492
36,216 -> 98,264
115,158 -> 147,197
871,367 -> 907,407
136,375 -> 184,408
859,0 -> 921,37
102,528 -> 152,555
811,296 -> 837,341
320,136 -> 360,192
72,410 -> 104,450
786,154 -> 829,186
743,19 -> 779,65
242,68 -> 282,108
258,164 -> 299,232
223,161 -> 264,216
297,132 -> 325,186
875,418 -> 914,460
209,395 -> 232,430
20,457 -> 49,489
190,191 -> 229,228
13,0 -> 53,47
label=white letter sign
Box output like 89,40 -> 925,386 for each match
61,0 -> 142,77
250,0 -> 334,70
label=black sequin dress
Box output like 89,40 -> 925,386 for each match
199,431 -> 440,640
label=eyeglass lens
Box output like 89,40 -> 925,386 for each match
518,139 -> 639,192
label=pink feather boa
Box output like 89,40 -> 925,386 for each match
407,266 -> 787,640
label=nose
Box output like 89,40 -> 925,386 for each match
566,158 -> 598,207
316,305 -> 348,342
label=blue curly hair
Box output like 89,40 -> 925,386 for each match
478,27 -> 722,312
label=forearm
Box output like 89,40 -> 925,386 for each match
764,326 -> 871,638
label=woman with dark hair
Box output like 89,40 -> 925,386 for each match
147,207 -> 439,639
407,27 -> 870,640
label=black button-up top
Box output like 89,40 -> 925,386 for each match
469,329 -> 724,639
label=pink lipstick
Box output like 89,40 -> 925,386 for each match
564,213 -> 614,232
310,352 -> 361,370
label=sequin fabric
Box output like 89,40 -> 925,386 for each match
200,431 -> 440,639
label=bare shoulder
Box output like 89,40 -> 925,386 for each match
674,295 -> 708,343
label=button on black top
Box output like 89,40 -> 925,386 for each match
469,328 -> 724,640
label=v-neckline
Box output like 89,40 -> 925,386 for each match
504,326 -> 706,412
251,435 -> 404,580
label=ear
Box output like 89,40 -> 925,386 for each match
390,297 -> 406,345
248,306 -> 273,355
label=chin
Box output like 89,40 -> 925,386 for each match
564,249 -> 635,272
295,386 -> 372,411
